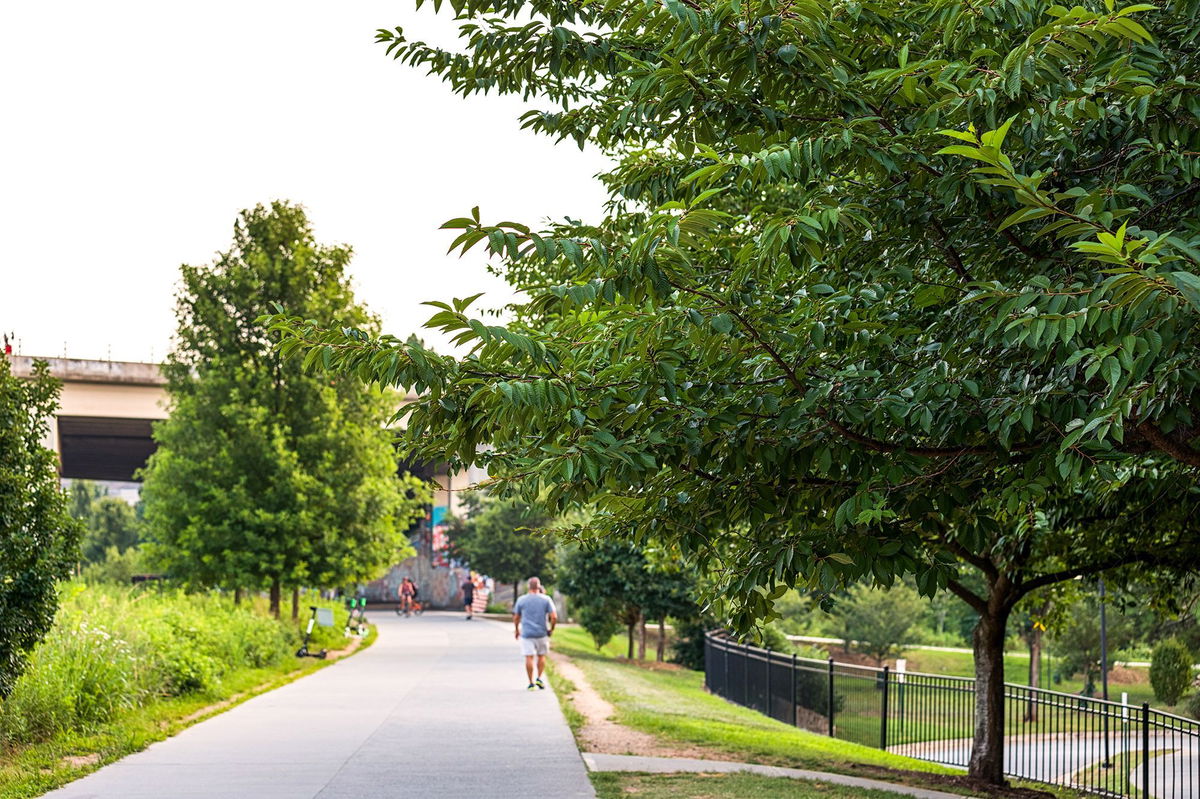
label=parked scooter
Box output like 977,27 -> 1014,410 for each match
343,596 -> 368,637
296,605 -> 329,659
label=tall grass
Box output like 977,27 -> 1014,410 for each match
0,584 -> 349,746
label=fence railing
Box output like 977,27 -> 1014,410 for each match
704,632 -> 1200,798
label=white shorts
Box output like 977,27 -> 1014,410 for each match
520,636 -> 550,656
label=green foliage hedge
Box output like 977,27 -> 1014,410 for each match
1149,638 -> 1194,707
0,584 -> 347,746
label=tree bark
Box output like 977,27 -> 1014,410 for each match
969,599 -> 1012,785
291,586 -> 300,622
269,577 -> 281,619
627,621 -> 635,659
637,613 -> 646,661
657,616 -> 666,662
1025,624 -> 1042,722
234,587 -> 243,605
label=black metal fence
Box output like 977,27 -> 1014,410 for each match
704,632 -> 1200,798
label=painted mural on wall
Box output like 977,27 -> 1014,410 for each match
367,557 -> 469,609
365,510 -> 468,608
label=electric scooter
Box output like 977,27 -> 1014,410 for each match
296,605 -> 329,659
343,596 -> 368,637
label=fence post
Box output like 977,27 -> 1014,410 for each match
791,653 -> 798,728
723,639 -> 729,698
742,643 -> 749,706
766,648 -> 773,720
704,635 -> 710,692
828,657 -> 835,737
880,665 -> 890,750
1142,703 -> 1150,798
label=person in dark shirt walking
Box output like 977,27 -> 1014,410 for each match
462,575 -> 476,620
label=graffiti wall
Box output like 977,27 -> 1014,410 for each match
367,556 -> 470,609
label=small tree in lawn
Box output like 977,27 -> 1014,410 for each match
832,584 -> 924,666
1050,595 -> 1139,696
0,357 -> 82,697
576,600 -> 623,651
560,542 -> 646,657
560,541 -> 698,660
1150,639 -> 1194,707
446,492 -> 555,606
638,562 -> 700,662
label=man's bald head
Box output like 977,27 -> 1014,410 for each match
527,577 -> 542,592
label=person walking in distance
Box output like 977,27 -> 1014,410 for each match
462,573 -> 475,620
513,576 -> 557,690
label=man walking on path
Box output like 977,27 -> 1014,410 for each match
513,576 -> 557,690
462,575 -> 475,620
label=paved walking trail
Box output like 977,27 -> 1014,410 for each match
46,611 -> 595,799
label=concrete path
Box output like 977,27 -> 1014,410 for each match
583,753 -> 978,799
46,611 -> 594,799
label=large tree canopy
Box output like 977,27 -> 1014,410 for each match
143,202 -> 429,615
271,0 -> 1200,782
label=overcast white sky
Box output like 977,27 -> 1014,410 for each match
0,2 -> 610,362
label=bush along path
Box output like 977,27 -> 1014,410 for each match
0,585 -> 362,799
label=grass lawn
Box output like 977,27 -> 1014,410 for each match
898,649 -> 1158,709
590,771 -> 926,799
553,627 -> 956,777
0,630 -> 372,799
554,627 -> 1095,798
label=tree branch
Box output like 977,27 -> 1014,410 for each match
928,219 -> 974,281
1012,551 -> 1175,600
818,411 -> 1022,457
1135,421 -> 1200,468
947,578 -> 988,614
939,534 -> 999,580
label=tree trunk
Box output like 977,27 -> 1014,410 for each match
637,613 -> 646,661
1025,625 -> 1042,722
269,577 -> 281,619
291,586 -> 300,622
234,587 -> 243,605
657,616 -> 666,662
627,621 -> 635,659
969,602 -> 1012,785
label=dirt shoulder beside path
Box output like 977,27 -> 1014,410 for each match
549,650 -> 731,760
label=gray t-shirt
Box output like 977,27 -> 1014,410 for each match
513,593 -> 556,638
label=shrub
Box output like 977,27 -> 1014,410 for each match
80,545 -> 146,584
832,584 -> 925,665
1150,638 -> 1194,707
0,622 -> 141,743
0,358 -> 83,698
576,601 -> 623,650
1185,691 -> 1200,722
0,583 -> 329,746
669,615 -> 711,671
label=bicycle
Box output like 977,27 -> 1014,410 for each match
395,597 -> 424,617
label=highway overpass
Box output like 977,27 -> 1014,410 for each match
10,355 -> 463,506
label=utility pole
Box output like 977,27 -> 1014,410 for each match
1100,578 -> 1111,768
